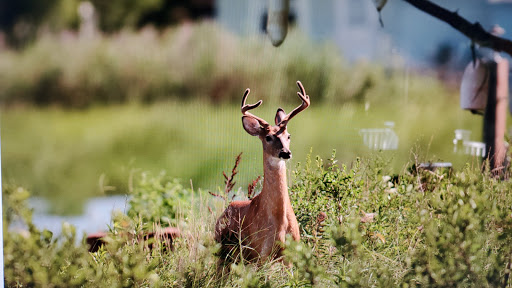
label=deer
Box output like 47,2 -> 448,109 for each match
214,81 -> 310,264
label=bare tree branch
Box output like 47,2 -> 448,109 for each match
402,0 -> 512,57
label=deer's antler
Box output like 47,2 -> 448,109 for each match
241,88 -> 270,128
278,81 -> 310,128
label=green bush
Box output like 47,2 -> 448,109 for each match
89,0 -> 163,32
5,152 -> 512,287
3,183 -> 165,287
0,0 -> 78,47
0,22 -> 431,108
290,153 -> 512,287
402,166 -> 512,287
127,171 -> 192,228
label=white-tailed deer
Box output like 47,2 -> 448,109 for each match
215,81 -> 310,263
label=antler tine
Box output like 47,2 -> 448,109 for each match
241,88 -> 270,127
279,81 -> 310,127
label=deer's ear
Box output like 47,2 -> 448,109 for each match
275,108 -> 286,125
242,116 -> 263,136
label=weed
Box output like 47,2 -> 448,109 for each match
5,150 -> 512,287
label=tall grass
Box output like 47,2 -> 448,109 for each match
4,153 -> 512,287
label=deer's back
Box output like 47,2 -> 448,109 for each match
214,200 -> 254,261
214,200 -> 251,243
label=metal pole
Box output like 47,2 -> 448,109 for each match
483,60 -> 497,169
483,57 -> 509,176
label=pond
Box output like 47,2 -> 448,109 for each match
10,195 -> 129,238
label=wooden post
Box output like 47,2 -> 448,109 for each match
483,56 -> 509,176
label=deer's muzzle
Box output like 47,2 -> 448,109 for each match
278,150 -> 292,159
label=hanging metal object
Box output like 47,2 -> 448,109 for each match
267,0 -> 290,47
372,0 -> 388,11
372,0 -> 388,27
460,58 -> 489,113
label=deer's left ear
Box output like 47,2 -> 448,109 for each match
242,116 -> 263,136
275,108 -> 286,125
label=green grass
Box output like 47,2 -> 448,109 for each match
4,152 -> 512,287
2,93 -> 483,214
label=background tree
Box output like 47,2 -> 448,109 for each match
88,0 -> 164,32
0,0 -> 214,46
0,0 -> 81,46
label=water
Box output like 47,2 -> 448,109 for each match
11,195 -> 130,238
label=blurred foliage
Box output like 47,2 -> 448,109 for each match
284,236 -> 325,286
3,184 -> 32,234
0,22 -> 432,108
0,0 -> 80,46
127,172 -> 192,228
4,153 -> 512,286
402,167 -> 512,287
3,173 -> 196,287
0,0 -> 212,46
291,150 -> 365,245
90,0 -> 213,32
3,184 -> 159,287
291,153 -> 512,287
3,175 -> 217,287
89,0 -> 163,32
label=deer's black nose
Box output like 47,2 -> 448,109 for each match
279,151 -> 292,159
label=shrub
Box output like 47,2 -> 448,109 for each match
290,150 -> 366,245
5,152 -> 512,287
0,22 -> 432,108
127,171 -> 192,228
290,153 -> 512,287
3,180 -> 177,287
403,166 -> 512,287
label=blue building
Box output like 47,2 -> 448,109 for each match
216,0 -> 512,67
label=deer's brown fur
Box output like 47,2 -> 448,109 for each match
215,81 -> 309,263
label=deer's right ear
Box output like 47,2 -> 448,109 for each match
242,116 -> 263,136
275,108 -> 286,125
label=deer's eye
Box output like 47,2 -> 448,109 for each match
265,136 -> 272,142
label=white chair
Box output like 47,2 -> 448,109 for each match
463,141 -> 486,157
359,125 -> 399,151
453,129 -> 486,157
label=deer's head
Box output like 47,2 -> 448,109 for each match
241,81 -> 310,161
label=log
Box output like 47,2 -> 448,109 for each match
86,227 -> 180,252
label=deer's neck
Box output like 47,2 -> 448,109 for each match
259,153 -> 290,216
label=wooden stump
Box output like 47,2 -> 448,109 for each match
86,227 -> 180,252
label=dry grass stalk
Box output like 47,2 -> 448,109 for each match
224,152 -> 242,195
247,175 -> 261,200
